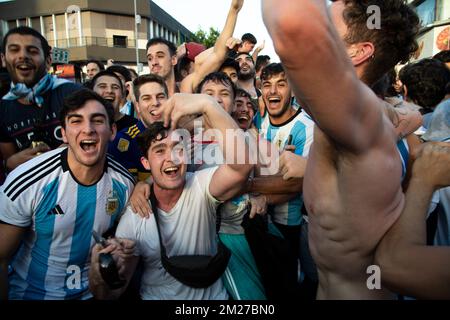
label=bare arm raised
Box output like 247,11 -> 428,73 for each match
180,0 -> 244,93
154,93 -> 252,201
262,0 -> 388,153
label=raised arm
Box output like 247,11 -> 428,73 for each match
155,93 -> 253,201
180,0 -> 244,93
375,142 -> 450,299
262,0 -> 387,152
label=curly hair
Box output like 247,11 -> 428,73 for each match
399,58 -> 450,111
136,122 -> 169,158
433,50 -> 450,64
341,0 -> 420,86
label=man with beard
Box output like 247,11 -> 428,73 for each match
0,89 -> 134,299
235,52 -> 259,99
263,0 -> 420,299
0,27 -> 82,172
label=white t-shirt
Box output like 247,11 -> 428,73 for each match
116,167 -> 228,300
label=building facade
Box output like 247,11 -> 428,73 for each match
0,0 -> 193,75
408,0 -> 450,59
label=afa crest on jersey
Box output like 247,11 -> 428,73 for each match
106,190 -> 119,216
117,138 -> 130,152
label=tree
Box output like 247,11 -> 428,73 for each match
191,27 -> 220,48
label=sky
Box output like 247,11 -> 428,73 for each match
152,0 -> 279,62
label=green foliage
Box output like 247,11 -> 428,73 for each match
191,27 -> 220,48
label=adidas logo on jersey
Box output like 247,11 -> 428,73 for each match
48,205 -> 65,216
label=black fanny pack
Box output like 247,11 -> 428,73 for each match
150,187 -> 231,288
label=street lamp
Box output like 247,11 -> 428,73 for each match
134,0 -> 142,73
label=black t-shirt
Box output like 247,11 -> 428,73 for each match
0,82 -> 82,150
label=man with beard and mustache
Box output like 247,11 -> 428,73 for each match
0,27 -> 82,172
235,52 -> 259,100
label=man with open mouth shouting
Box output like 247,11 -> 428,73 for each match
0,27 -> 82,172
89,93 -> 253,300
0,89 -> 134,300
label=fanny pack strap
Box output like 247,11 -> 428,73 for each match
149,185 -> 169,259
149,184 -> 224,260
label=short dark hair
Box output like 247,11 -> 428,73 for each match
260,63 -> 285,81
176,55 -> 193,81
2,26 -> 51,58
241,33 -> 257,44
86,60 -> 105,71
197,71 -> 237,99
133,74 -> 168,101
255,55 -> 271,73
60,89 -> 115,129
433,50 -> 450,64
107,65 -> 132,83
340,0 -> 420,86
90,70 -> 124,92
128,68 -> 139,79
137,122 -> 169,157
235,52 -> 254,64
220,58 -> 240,73
400,58 -> 450,110
146,37 -> 177,56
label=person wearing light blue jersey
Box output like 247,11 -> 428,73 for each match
0,89 -> 134,300
256,63 -> 314,257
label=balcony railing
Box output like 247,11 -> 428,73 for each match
48,37 -> 137,49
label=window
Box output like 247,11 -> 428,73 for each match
416,0 -> 436,26
113,35 -> 127,48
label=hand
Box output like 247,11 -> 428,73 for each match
107,59 -> 115,67
279,151 -> 307,180
177,43 -> 187,59
231,0 -> 244,12
129,181 -> 153,218
226,37 -> 242,52
255,40 -> 265,53
106,238 -> 136,277
283,144 -> 296,152
6,143 -> 51,171
411,142 -> 450,190
383,103 -> 422,139
154,93 -> 217,130
90,238 -> 135,279
249,194 -> 268,218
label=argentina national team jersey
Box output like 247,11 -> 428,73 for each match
396,137 -> 409,181
257,108 -> 315,226
0,148 -> 134,300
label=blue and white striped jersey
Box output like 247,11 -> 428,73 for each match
0,147 -> 134,300
257,109 -> 315,226
396,138 -> 409,181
